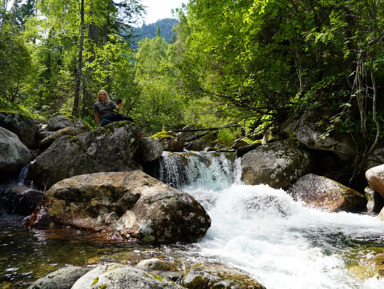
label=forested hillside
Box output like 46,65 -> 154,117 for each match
1,0 -> 384,154
133,18 -> 178,44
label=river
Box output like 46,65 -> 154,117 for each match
1,151 -> 384,288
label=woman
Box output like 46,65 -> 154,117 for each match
94,90 -> 133,127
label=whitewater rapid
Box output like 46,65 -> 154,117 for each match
160,151 -> 384,289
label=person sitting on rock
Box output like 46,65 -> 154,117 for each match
94,90 -> 133,128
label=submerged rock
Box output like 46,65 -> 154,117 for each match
241,140 -> 313,189
287,173 -> 366,212
181,263 -> 266,289
27,170 -> 211,244
71,263 -> 184,289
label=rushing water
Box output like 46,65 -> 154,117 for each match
160,151 -> 384,289
1,151 -> 384,288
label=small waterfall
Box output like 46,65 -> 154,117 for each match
17,159 -> 36,186
159,151 -> 240,190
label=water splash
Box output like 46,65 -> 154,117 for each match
159,150 -> 384,289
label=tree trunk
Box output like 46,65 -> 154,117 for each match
72,0 -> 85,116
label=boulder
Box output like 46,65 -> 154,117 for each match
136,137 -> 163,163
38,126 -> 89,150
181,263 -> 266,289
152,131 -> 184,152
1,185 -> 43,215
241,140 -> 313,189
287,173 -> 366,212
28,122 -> 141,189
0,112 -> 38,148
135,258 -> 170,271
27,170 -> 211,243
282,108 -> 356,160
366,164 -> 384,199
0,127 -> 33,175
72,263 -> 184,289
28,266 -> 90,289
47,114 -> 90,131
364,187 -> 384,214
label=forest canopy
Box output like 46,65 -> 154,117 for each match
1,0 -> 384,151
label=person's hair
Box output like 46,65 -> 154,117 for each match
98,90 -> 110,106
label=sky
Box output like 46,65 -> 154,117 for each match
141,0 -> 186,24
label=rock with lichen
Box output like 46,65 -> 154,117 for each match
26,170 -> 211,244
241,140 -> 313,189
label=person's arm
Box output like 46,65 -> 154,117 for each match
94,111 -> 100,128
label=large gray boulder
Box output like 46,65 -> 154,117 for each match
282,108 -> 356,160
0,127 -> 33,175
72,263 -> 184,289
241,140 -> 313,189
27,170 -> 211,244
0,112 -> 38,148
28,122 -> 141,189
288,173 -> 366,212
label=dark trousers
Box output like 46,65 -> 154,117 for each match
106,113 -> 134,123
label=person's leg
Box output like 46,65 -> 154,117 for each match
107,114 -> 134,123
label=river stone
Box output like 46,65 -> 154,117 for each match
287,173 -> 366,212
366,164 -> 384,199
27,170 -> 211,243
136,137 -> 163,163
365,186 -> 384,214
0,127 -> 33,175
28,122 -> 141,189
71,263 -> 184,289
0,112 -> 38,148
47,114 -> 90,131
38,126 -> 88,149
152,131 -> 184,152
135,258 -> 171,271
28,266 -> 90,289
181,263 -> 266,289
282,108 -> 356,160
241,140 -> 313,189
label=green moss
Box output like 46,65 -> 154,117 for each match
151,131 -> 174,139
100,285 -> 108,289
92,277 -> 99,286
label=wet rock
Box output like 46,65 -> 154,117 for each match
136,258 -> 171,271
28,122 -> 141,189
366,164 -> 384,199
1,185 -> 43,215
28,266 -> 90,289
0,112 -> 38,148
27,171 -> 211,244
282,108 -> 356,160
181,263 -> 266,289
0,127 -> 33,175
288,173 -> 366,212
71,263 -> 184,289
241,140 -> 313,189
365,187 -> 384,214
